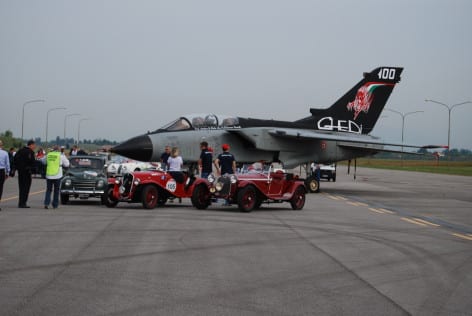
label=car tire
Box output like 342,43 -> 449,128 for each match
157,196 -> 168,206
142,185 -> 159,209
237,185 -> 258,212
290,186 -> 306,210
60,194 -> 69,205
333,174 -> 336,182
104,186 -> 119,208
254,199 -> 263,210
305,176 -> 320,193
191,184 -> 210,210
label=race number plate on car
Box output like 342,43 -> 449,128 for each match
166,179 -> 177,192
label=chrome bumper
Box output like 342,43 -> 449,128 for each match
60,189 -> 105,195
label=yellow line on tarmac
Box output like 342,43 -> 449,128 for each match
0,190 -> 45,202
378,208 -> 395,214
368,208 -> 386,214
335,195 -> 347,201
327,195 -> 340,201
347,201 -> 369,207
452,233 -> 472,241
412,218 -> 440,227
401,217 -> 427,227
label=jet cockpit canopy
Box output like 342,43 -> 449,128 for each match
156,114 -> 240,132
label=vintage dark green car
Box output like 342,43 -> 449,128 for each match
60,155 -> 108,204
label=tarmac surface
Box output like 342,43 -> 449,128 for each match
0,166 -> 471,316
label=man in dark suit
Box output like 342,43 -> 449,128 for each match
14,140 -> 36,208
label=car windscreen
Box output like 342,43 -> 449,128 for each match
70,158 -> 104,170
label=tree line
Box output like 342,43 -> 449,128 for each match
0,130 -> 118,150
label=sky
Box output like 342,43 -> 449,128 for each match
1,0 -> 471,149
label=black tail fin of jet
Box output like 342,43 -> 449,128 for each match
297,66 -> 403,135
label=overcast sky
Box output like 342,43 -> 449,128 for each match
1,0 -> 471,149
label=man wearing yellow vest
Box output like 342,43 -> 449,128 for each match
42,145 -> 69,209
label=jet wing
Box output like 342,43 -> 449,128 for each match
267,128 -> 443,150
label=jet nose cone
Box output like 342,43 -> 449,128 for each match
111,134 -> 153,161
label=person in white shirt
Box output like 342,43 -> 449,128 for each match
0,140 -> 10,211
167,147 -> 184,183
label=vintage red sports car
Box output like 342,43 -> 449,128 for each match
191,163 -> 307,212
104,170 -> 196,209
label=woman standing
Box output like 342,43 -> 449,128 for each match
167,147 -> 184,183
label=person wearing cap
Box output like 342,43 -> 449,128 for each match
14,140 -> 37,208
41,145 -> 70,209
214,144 -> 236,175
0,140 -> 11,211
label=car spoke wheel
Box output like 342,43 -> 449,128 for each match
290,186 -> 306,210
237,185 -> 257,212
191,184 -> 210,210
305,176 -> 320,193
104,186 -> 119,208
142,185 -> 159,209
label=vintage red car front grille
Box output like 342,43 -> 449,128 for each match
122,173 -> 134,196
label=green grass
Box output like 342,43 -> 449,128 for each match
341,159 -> 472,176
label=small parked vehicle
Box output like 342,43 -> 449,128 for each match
104,169 -> 196,209
319,163 -> 336,182
106,155 -> 156,177
60,155 -> 108,204
191,162 -> 307,212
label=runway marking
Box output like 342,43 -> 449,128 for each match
412,218 -> 440,227
368,207 -> 386,214
347,201 -> 368,207
452,233 -> 472,241
378,208 -> 395,214
401,217 -> 427,227
0,190 -> 45,202
327,195 -> 341,201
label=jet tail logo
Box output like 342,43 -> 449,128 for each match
347,82 -> 391,120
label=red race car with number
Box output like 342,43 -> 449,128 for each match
104,170 -> 196,209
191,163 -> 307,212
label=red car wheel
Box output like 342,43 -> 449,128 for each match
290,186 -> 306,210
104,186 -> 118,208
191,184 -> 210,210
142,185 -> 159,209
237,185 -> 257,212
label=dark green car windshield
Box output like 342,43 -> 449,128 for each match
69,157 -> 104,170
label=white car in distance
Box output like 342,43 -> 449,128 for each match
107,155 -> 158,177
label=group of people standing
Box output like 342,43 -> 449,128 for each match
159,141 -> 236,180
1,139 -> 237,211
0,140 -> 70,211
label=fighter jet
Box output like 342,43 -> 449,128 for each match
112,66 -> 438,171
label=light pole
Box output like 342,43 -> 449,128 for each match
385,108 -> 423,163
21,99 -> 45,140
45,107 -> 66,150
77,118 -> 91,145
64,113 -> 80,144
424,99 -> 472,153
